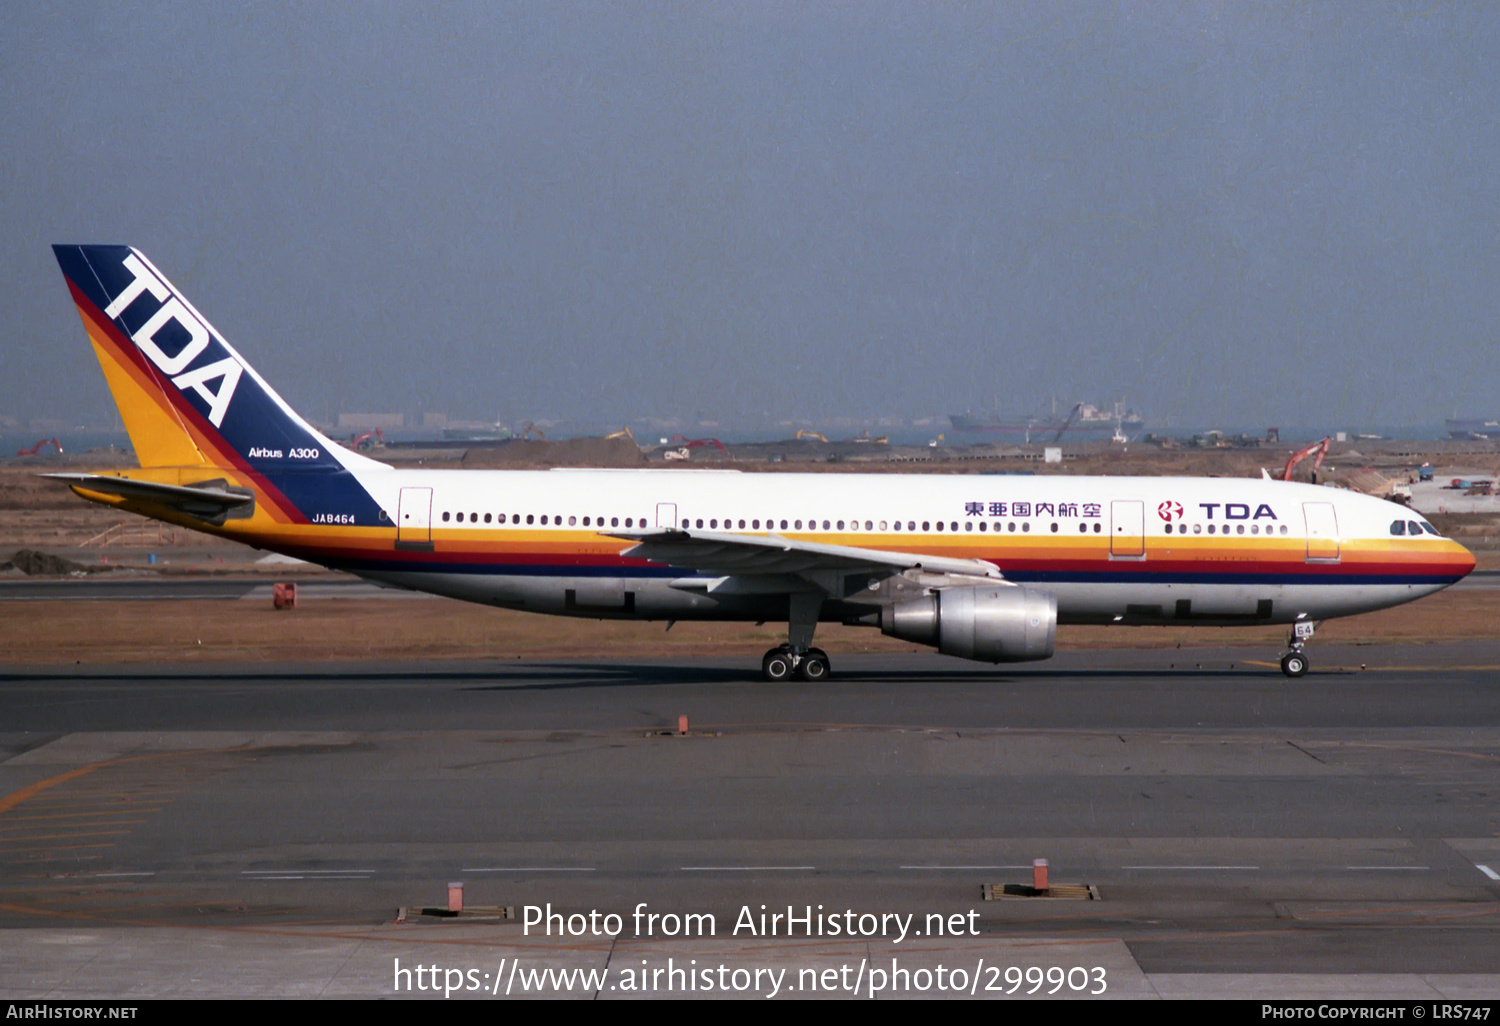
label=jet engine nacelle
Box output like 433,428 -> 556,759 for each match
880,585 -> 1057,663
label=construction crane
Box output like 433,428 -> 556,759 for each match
16,437 -> 63,457
1051,402 -> 1085,443
521,422 -> 548,441
1282,437 -> 1331,482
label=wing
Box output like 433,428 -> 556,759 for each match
606,528 -> 1002,582
44,473 -> 255,525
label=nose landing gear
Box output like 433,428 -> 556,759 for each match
1279,619 -> 1317,677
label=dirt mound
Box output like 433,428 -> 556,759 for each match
460,437 -> 648,469
1,548 -> 100,576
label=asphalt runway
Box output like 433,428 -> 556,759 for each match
3,645 -> 1499,1000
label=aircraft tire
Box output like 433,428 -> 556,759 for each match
762,649 -> 794,682
799,652 -> 831,681
1280,652 -> 1308,678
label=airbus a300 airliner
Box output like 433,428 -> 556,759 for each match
48,246 -> 1474,679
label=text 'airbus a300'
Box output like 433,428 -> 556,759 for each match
49,246 -> 1474,679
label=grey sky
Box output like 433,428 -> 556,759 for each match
3,2 -> 1497,433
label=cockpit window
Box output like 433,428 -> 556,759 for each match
1407,521 -> 1425,536
1421,522 -> 1441,537
1390,520 -> 1406,535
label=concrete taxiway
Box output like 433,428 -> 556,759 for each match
2,645 -> 1499,999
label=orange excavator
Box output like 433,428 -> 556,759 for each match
350,427 -> 384,451
16,437 -> 63,457
670,435 -> 729,455
1282,437 -> 1331,482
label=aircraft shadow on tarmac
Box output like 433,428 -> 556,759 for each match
0,662 -> 1348,690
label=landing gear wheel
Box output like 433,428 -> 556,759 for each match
762,649 -> 794,682
799,650 -> 831,681
1280,652 -> 1308,678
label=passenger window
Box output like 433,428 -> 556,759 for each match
1050,523 -> 1058,533
1237,524 -> 1244,534
965,522 -> 973,532
879,521 -> 887,531
1250,524 -> 1257,535
865,521 -> 873,531
1207,524 -> 1215,534
441,511 -> 450,522
1193,524 -> 1201,534
624,517 -> 633,528
1022,522 -> 1030,533
1164,525 -> 1173,535
980,522 -> 988,532
1093,523 -> 1101,533
739,519 -> 746,529
893,521 -> 902,531
1008,522 -> 1016,532
752,519 -> 760,529
499,514 -> 507,524
933,522 -> 941,532
837,520 -> 845,530
709,519 -> 717,529
484,513 -> 492,524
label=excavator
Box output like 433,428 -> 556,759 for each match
16,438 -> 63,457
1281,437 -> 1331,483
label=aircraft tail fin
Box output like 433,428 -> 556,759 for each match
52,245 -> 387,525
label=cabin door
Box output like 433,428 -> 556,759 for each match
1110,499 -> 1145,557
397,487 -> 433,546
1303,502 -> 1340,562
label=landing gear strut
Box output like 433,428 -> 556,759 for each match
761,592 -> 830,681
1279,619 -> 1316,678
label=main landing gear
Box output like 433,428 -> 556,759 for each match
761,645 -> 831,682
1279,619 -> 1317,678
761,592 -> 830,681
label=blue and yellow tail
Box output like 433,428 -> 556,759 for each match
53,245 -> 386,527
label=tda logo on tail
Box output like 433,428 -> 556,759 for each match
104,253 -> 243,427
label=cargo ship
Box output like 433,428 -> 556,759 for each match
948,401 -> 1145,443
1446,418 -> 1500,441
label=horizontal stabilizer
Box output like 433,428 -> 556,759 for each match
43,473 -> 255,525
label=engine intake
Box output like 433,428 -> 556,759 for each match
880,586 -> 1056,663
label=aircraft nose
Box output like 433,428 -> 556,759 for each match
1450,539 -> 1477,579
